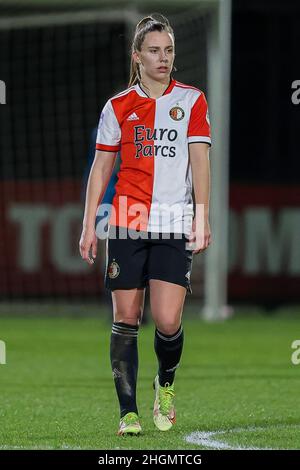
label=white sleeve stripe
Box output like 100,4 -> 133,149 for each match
188,136 -> 211,144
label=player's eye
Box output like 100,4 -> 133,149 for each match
149,48 -> 173,54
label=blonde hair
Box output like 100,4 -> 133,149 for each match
128,13 -> 177,88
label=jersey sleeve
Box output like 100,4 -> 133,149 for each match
187,92 -> 211,146
96,99 -> 121,152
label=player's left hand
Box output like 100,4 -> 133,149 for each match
188,217 -> 211,254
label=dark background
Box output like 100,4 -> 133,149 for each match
1,0 -> 299,183
231,0 -> 300,183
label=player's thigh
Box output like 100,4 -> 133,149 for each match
149,279 -> 186,335
112,288 -> 146,325
147,236 -> 192,294
147,236 -> 191,334
147,234 -> 193,293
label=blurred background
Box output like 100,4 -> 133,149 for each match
0,0 -> 299,315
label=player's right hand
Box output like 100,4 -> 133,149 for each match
79,227 -> 98,265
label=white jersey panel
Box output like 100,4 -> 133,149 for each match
147,87 -> 200,234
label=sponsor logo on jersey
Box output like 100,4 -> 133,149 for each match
127,112 -> 139,121
169,106 -> 185,121
133,125 -> 177,158
108,259 -> 120,279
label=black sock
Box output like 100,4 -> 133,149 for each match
154,325 -> 184,386
110,322 -> 139,418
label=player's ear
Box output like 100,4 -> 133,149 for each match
132,51 -> 140,65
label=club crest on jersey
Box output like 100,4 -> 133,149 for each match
169,106 -> 185,121
108,260 -> 120,279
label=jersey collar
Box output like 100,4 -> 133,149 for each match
135,76 -> 176,99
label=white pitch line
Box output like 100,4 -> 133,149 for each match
184,424 -> 300,450
0,444 -> 84,450
185,430 -> 269,450
0,445 -> 55,450
1,424 -> 300,450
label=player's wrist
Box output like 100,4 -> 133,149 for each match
82,221 -> 96,232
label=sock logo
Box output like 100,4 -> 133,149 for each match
112,368 -> 123,379
166,363 -> 179,373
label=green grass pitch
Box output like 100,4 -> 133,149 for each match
0,304 -> 300,450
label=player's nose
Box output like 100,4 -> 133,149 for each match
160,56 -> 168,63
159,51 -> 168,62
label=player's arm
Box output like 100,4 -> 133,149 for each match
79,150 -> 117,265
188,142 -> 211,254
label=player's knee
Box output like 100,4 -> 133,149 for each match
156,321 -> 181,336
118,317 -> 139,326
114,310 -> 142,326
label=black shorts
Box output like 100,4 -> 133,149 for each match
104,226 -> 193,294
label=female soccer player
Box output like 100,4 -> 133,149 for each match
79,13 -> 211,436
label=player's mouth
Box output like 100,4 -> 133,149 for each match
157,67 -> 168,72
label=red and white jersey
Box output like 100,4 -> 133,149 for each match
96,78 -> 211,234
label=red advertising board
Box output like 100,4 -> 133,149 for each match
1,180 -> 300,301
0,179 -> 104,295
229,184 -> 300,301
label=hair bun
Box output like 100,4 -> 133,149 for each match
149,13 -> 170,26
136,13 -> 170,32
136,16 -> 154,31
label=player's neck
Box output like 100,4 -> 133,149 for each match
139,75 -> 172,99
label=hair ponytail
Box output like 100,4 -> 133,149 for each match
128,54 -> 141,88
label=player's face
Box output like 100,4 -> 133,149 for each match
135,31 -> 175,81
